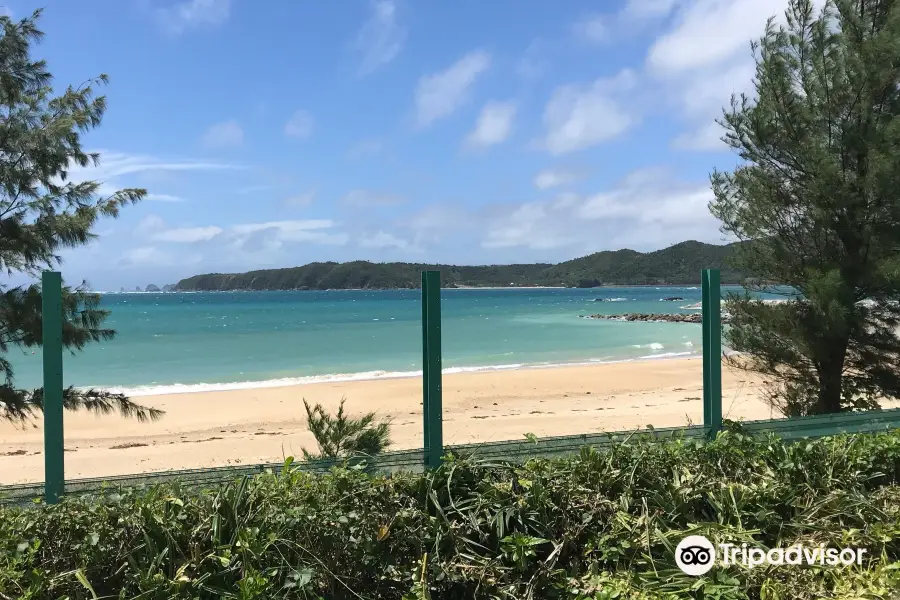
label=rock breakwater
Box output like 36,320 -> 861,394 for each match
579,312 -> 732,324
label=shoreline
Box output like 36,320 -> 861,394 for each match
5,356 -> 895,484
95,284 -> 735,294
0,357 -> 777,483
92,350 -> 701,397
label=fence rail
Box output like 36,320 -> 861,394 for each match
3,268 -> 900,506
5,408 -> 900,506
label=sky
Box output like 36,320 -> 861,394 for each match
5,0 -> 797,289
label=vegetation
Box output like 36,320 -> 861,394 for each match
1,427 -> 900,598
0,10 -> 160,423
174,240 -> 744,291
301,398 -> 391,460
711,0 -> 900,417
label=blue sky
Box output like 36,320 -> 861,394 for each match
9,0 -> 793,289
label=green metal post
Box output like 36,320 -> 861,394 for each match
42,271 -> 64,504
701,271 -> 711,426
421,271 -> 443,469
701,269 -> 723,436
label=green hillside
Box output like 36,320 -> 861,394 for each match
175,240 -> 743,291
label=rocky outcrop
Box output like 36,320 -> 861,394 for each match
661,297 -> 685,302
145,284 -> 161,292
579,312 -> 731,324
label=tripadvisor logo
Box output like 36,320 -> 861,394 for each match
675,536 -> 716,576
675,535 -> 867,576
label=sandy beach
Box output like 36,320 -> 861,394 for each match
0,357 -> 780,484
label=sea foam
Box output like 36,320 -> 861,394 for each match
95,353 -> 700,397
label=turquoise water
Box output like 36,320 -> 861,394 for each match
8,286 -> 754,395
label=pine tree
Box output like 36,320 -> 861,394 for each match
0,10 -> 162,422
710,0 -> 900,415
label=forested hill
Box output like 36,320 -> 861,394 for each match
175,240 -> 744,291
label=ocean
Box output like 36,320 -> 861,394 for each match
8,286 -> 763,396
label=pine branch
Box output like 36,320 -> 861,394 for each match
0,385 -> 164,423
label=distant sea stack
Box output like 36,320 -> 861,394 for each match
579,313 -> 732,324
145,284 -> 161,292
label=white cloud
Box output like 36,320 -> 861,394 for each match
576,168 -> 713,229
483,202 -> 577,250
672,121 -> 728,151
402,204 -> 466,232
645,0 -> 809,153
621,0 -> 679,21
355,0 -> 405,74
228,220 -> 348,247
342,189 -> 404,207
118,246 -> 201,268
124,247 -> 157,262
359,231 -> 410,250
647,0 -> 785,74
347,139 -> 385,160
481,167 -> 724,251
551,192 -> 581,210
516,39 -> 548,80
154,0 -> 230,34
284,110 -> 314,139
201,120 -> 243,149
465,101 -> 516,148
231,220 -> 335,235
572,15 -> 609,43
284,191 -> 316,207
533,169 -> 580,190
120,246 -> 166,266
540,69 -> 637,155
140,219 -> 347,253
414,50 -> 491,128
153,226 -> 224,243
134,214 -> 167,236
677,62 -> 755,117
67,151 -> 238,182
145,193 -> 186,202
233,184 -> 275,195
572,0 -> 678,45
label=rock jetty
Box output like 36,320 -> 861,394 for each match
579,312 -> 732,324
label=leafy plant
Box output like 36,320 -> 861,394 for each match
301,398 -> 391,460
1,427 -> 900,598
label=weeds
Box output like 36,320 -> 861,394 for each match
1,427 -> 899,598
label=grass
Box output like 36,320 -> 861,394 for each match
1,425 -> 899,599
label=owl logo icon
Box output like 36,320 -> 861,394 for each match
675,535 -> 716,576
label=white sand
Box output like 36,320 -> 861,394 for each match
0,358 -> 779,483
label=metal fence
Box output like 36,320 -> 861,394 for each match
3,268 -> 900,506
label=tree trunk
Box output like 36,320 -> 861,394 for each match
816,341 -> 848,414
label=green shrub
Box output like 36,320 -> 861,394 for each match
301,398 -> 391,460
1,427 -> 899,599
